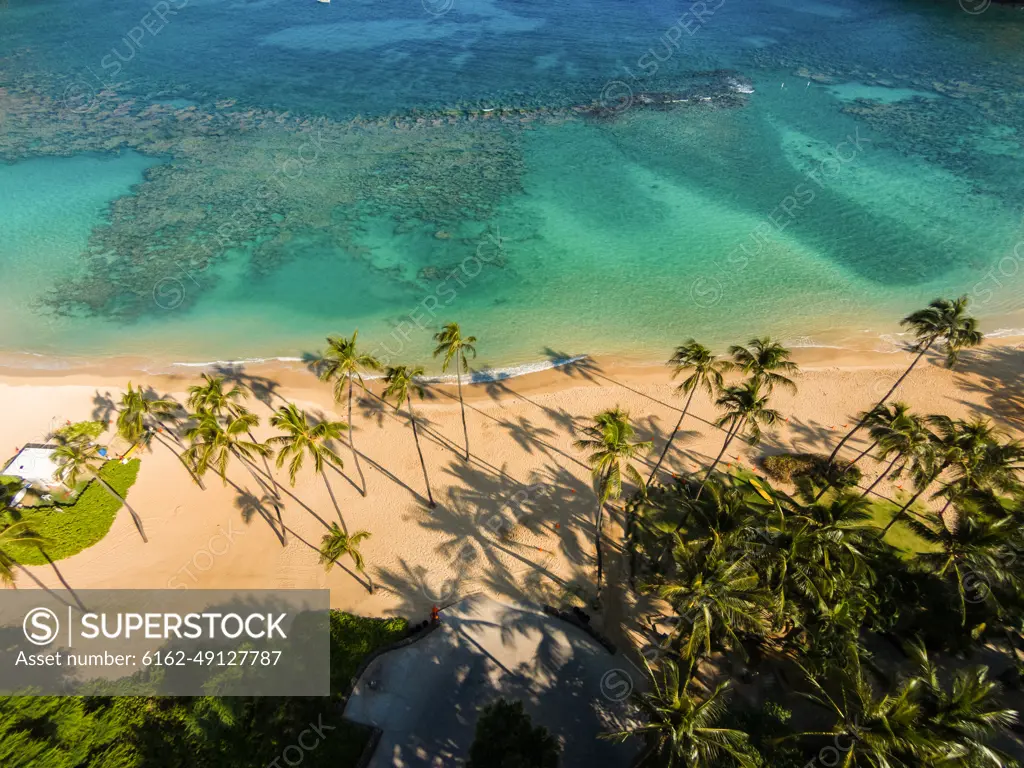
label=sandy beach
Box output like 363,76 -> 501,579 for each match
4,341 -> 1023,621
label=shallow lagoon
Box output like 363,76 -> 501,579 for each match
1,0 -> 1022,368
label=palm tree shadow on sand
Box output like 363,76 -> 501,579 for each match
762,414 -> 844,456
482,377 -> 582,436
424,382 -> 588,470
234,487 -> 287,545
90,390 -> 118,425
214,364 -> 286,412
541,348 -> 603,384
372,457 -> 599,615
953,345 -> 1024,432
459,460 -> 595,568
372,556 -> 473,618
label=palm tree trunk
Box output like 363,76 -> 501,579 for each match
233,449 -> 287,545
857,455 -> 903,502
322,474 -> 346,533
595,495 -> 606,595
626,511 -> 639,592
348,375 -> 367,497
882,485 -> 928,534
648,387 -> 696,484
228,405 -> 281,505
247,429 -> 281,504
155,415 -> 187,449
594,465 -> 611,597
847,439 -> 880,471
882,460 -> 950,534
457,351 -> 470,461
407,396 -> 435,508
814,439 -> 878,502
92,472 -> 148,544
697,419 -> 743,500
153,429 -> 206,490
938,496 -> 955,532
826,340 -> 934,467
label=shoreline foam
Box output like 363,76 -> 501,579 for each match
0,329 -> 1022,383
4,300 -> 1024,380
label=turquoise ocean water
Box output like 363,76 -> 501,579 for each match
1,0 -> 1023,372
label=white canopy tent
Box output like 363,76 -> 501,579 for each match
2,444 -> 63,487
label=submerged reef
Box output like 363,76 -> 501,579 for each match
750,47 -> 1024,202
0,67 -> 752,321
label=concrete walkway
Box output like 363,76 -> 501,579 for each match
344,596 -> 638,767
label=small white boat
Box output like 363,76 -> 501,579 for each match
317,0 -> 330,4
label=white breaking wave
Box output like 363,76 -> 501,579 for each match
418,355 -> 589,384
168,356 -> 306,368
874,333 -> 913,353
727,77 -> 755,94
784,336 -> 845,349
985,327 -> 1024,339
162,353 -> 591,383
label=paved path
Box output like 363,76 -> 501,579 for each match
344,596 -> 638,767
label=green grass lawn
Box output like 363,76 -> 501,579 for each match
2,459 -> 141,565
862,497 -> 941,556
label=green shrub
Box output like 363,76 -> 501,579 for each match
1,459 -> 140,564
731,699 -> 802,768
468,699 -> 560,768
761,452 -> 861,488
0,612 -> 409,768
53,420 -> 107,442
329,612 -> 408,690
0,476 -> 20,506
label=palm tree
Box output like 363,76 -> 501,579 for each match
658,541 -> 774,662
813,402 -> 913,501
574,408 -> 652,595
317,331 -> 382,496
788,661 -> 947,766
826,296 -> 983,470
268,404 -> 347,525
907,640 -> 1019,764
54,438 -> 148,543
117,382 -> 178,442
907,514 -> 1017,624
184,412 -> 281,538
383,365 -> 435,508
699,380 -> 780,498
186,373 -> 250,416
882,416 -> 994,534
118,382 -> 203,489
727,337 -> 799,394
857,410 -> 932,503
187,374 -> 284,511
0,522 -> 42,588
648,341 -> 727,484
318,523 -> 372,593
794,492 -> 878,595
433,322 -> 478,461
606,658 -> 759,767
932,423 -> 1023,521
969,438 -> 1024,496
0,479 -> 15,511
